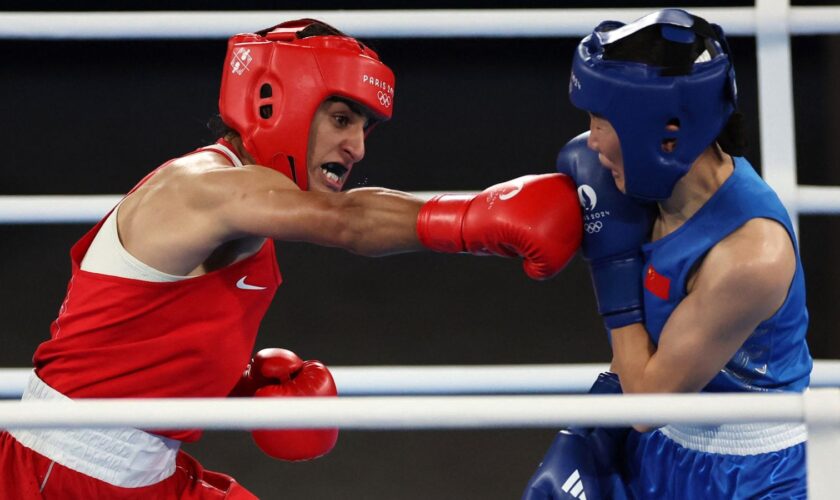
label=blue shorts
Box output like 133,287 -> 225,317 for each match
623,423 -> 807,499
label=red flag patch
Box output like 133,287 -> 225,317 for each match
644,264 -> 671,301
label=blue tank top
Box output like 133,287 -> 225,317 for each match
641,157 -> 812,393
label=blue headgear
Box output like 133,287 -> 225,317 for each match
569,9 -> 738,200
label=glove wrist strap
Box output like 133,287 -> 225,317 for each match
590,253 -> 645,329
416,194 -> 473,253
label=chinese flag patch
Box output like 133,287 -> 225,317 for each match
644,264 -> 671,301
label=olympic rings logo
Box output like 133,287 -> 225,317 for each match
585,221 -> 603,234
377,91 -> 392,108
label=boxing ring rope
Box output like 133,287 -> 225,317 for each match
0,390 -> 839,498
3,186 -> 840,224
2,391 -> 836,430
2,6 -> 840,39
0,193 -> 460,224
2,362 -> 840,399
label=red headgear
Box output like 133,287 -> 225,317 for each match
219,19 -> 395,190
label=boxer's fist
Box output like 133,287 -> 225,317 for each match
523,373 -> 628,500
229,348 -> 305,397
416,174 -> 582,280
556,133 -> 657,329
233,348 -> 339,461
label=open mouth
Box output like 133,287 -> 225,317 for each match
320,162 -> 349,185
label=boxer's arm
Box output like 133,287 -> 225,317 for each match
610,218 -> 795,396
118,156 -> 421,277
198,165 -> 425,256
124,161 -> 580,275
205,168 -> 582,278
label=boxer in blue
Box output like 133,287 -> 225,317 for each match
524,9 -> 811,499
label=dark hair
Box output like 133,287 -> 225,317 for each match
716,111 -> 748,156
256,18 -> 349,39
601,22 -> 748,155
208,114 -> 235,141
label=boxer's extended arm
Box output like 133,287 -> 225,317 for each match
203,167 -> 583,276
219,169 -> 584,278
117,159 -> 422,275
610,218 -> 796,395
205,166 -> 425,256
118,161 -> 423,277
122,159 -> 581,277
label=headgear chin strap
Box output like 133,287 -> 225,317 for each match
569,9 -> 737,201
219,19 -> 395,190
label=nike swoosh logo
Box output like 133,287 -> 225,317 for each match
236,276 -> 267,290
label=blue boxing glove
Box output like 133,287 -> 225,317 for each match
556,132 -> 657,330
522,373 -> 629,500
522,430 -> 603,500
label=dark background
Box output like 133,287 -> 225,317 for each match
1,2 -> 839,499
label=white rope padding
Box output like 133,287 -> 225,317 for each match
0,192 -> 456,224
0,195 -> 123,224
0,386 -> 837,498
2,361 -> 838,399
1,386 -> 837,498
2,7 -> 840,39
1,384 -> 837,498
795,186 -> 840,214
2,390 -> 838,430
2,186 -> 840,224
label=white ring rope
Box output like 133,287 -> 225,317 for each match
1,7 -> 840,39
2,361 -> 839,399
0,193 -> 458,224
2,384 -> 837,499
2,390 -> 838,430
2,187 -> 840,224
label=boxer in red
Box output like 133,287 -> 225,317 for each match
0,19 -> 582,498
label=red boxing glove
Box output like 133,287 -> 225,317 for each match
416,174 -> 582,280
233,348 -> 338,461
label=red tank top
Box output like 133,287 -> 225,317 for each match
33,142 -> 281,441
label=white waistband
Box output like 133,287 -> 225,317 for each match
8,371 -> 180,488
659,421 -> 807,456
